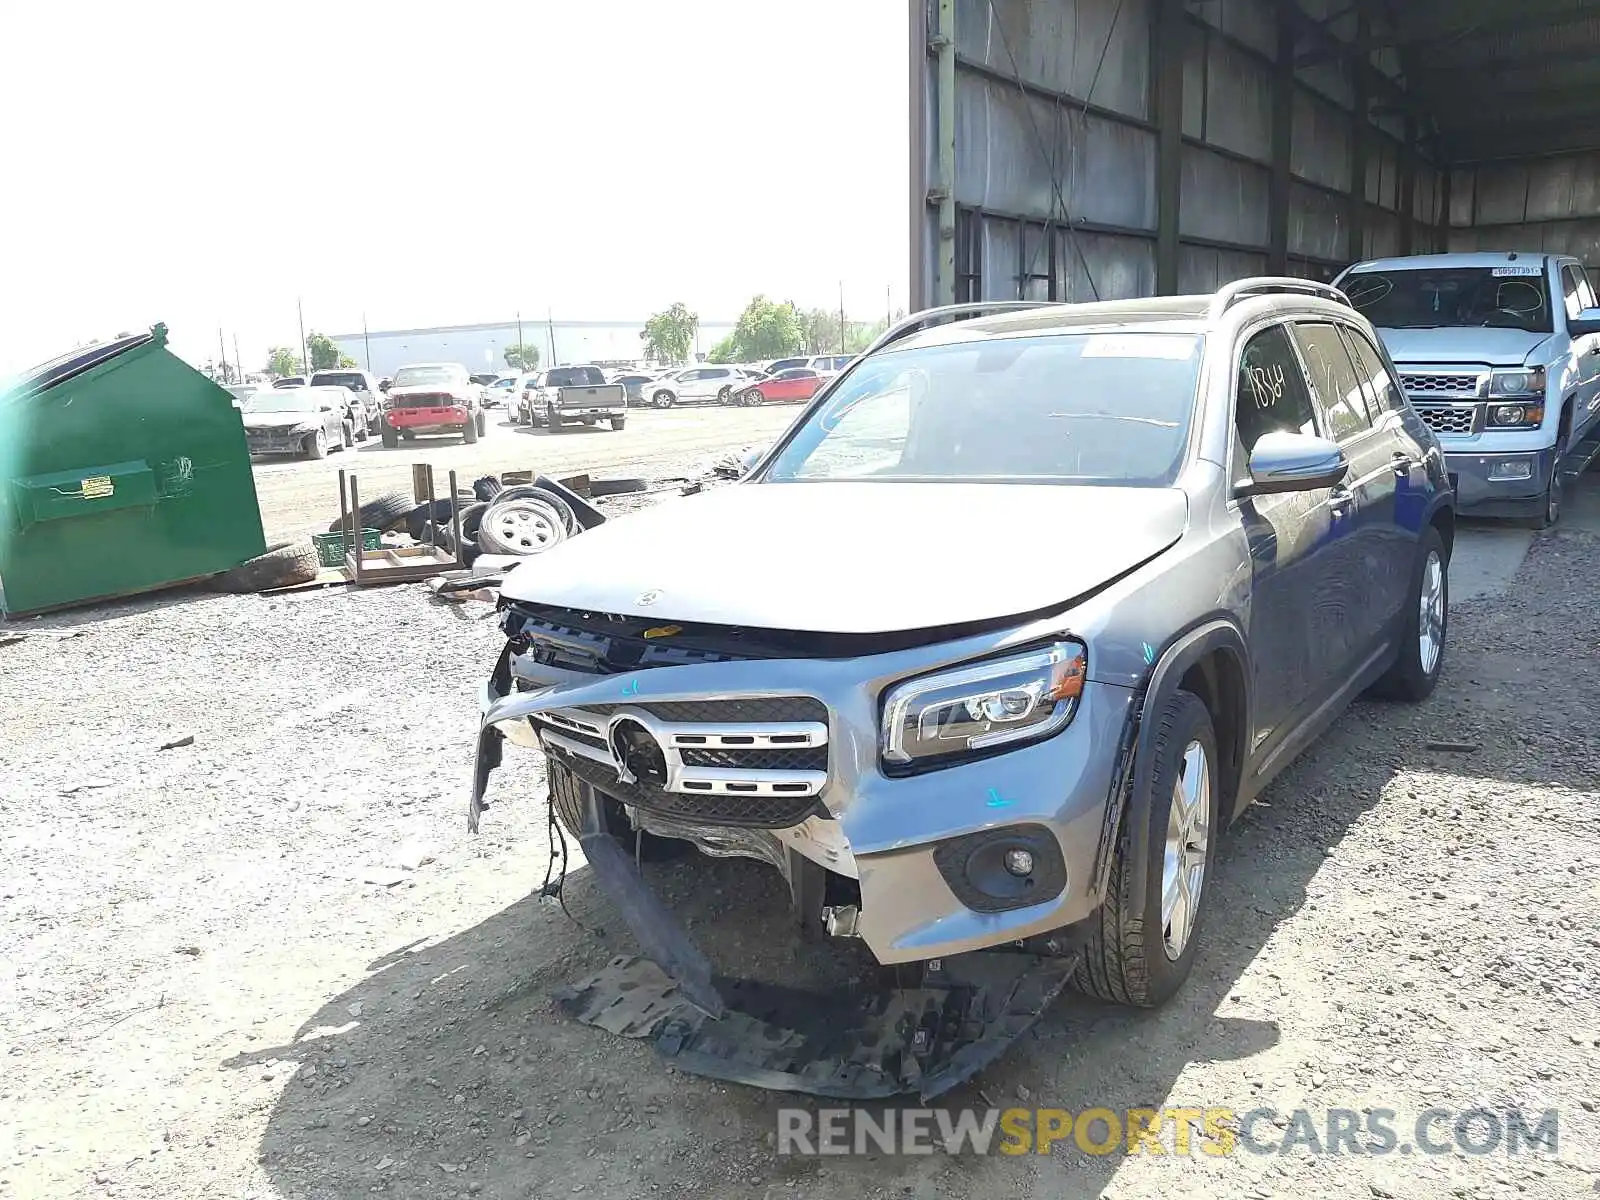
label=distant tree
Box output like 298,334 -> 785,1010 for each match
798,307 -> 843,354
265,346 -> 300,377
305,331 -> 349,371
504,342 -> 542,371
706,334 -> 740,364
720,295 -> 804,362
640,302 -> 700,365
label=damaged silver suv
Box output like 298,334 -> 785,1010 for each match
470,279 -> 1455,1094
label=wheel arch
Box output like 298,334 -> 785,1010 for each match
1097,618 -> 1252,908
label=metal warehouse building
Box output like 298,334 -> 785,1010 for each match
330,318 -> 737,378
911,0 -> 1600,307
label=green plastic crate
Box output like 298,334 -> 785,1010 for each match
312,527 -> 380,567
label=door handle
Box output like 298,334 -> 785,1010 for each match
1391,451 -> 1415,475
1328,485 -> 1356,516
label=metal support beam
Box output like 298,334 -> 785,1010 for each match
1348,10 -> 1369,265
1437,166 -> 1453,254
1155,0 -> 1186,294
1268,16 -> 1294,275
1398,115 -> 1417,256
908,0 -> 928,310
934,0 -> 957,307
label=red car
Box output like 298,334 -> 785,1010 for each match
380,362 -> 486,447
736,367 -> 825,405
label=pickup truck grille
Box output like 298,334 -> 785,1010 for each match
1413,403 -> 1480,436
532,697 -> 830,829
1400,372 -> 1481,398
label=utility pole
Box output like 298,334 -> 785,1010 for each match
362,312 -> 372,372
887,284 -> 892,327
297,297 -> 309,375
233,333 -> 243,382
516,311 -> 524,367
838,281 -> 847,353
546,309 -> 556,366
217,328 -> 229,383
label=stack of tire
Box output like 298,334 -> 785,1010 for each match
436,476 -> 581,568
209,491 -> 423,593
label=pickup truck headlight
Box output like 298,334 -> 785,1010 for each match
1488,367 -> 1546,397
881,642 -> 1087,772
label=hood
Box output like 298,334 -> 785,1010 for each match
242,411 -> 317,431
500,482 -> 1189,634
1373,326 -> 1553,367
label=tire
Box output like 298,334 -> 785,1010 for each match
477,495 -> 570,556
589,476 -> 648,497
341,421 -> 354,449
404,494 -> 477,540
475,411 -> 487,436
1369,524 -> 1449,702
307,429 -> 329,460
1524,426 -> 1568,530
489,484 -> 577,534
744,389 -> 764,406
210,540 -> 321,593
651,390 -> 675,408
401,430 -> 416,441
1072,689 -> 1219,1009
609,416 -> 627,432
463,418 -> 479,445
449,502 -> 488,561
381,424 -> 398,448
550,766 -> 688,862
327,491 -> 414,536
716,386 -> 732,404
472,476 -> 505,502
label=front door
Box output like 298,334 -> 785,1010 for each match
1232,323 -> 1351,756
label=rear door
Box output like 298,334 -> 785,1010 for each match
1561,263 -> 1600,440
1289,320 -> 1406,667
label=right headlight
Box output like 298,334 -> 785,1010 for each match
881,642 -> 1087,773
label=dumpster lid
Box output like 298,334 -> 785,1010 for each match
4,324 -> 165,402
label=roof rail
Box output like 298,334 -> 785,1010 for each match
1210,277 -> 1351,317
861,301 -> 1056,357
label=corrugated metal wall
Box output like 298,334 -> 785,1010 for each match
911,0 -> 1446,308
1448,154 -> 1600,271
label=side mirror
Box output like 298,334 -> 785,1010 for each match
1570,307 -> 1600,337
1241,430 -> 1348,496
738,448 -> 763,477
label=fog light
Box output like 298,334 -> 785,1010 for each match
1488,459 -> 1534,482
1491,404 -> 1526,426
1003,848 -> 1035,877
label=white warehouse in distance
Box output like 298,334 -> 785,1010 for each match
330,317 -> 738,378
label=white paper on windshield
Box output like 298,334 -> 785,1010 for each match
1491,265 -> 1542,277
1081,334 -> 1196,359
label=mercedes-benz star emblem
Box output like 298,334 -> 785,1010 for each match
606,716 -> 667,787
636,588 -> 662,606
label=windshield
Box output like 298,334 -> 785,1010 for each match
1343,266 -> 1553,333
545,366 -> 605,386
393,365 -> 465,387
310,371 -> 368,391
761,331 -> 1202,487
245,389 -> 318,414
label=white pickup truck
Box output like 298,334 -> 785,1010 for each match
521,366 -> 627,433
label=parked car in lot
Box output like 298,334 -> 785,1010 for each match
380,362 -> 486,447
308,368 -> 384,435
735,366 -> 825,405
522,365 -> 627,432
1335,251 -> 1600,528
470,372 -> 501,390
761,356 -> 812,376
272,375 -> 307,389
242,385 -> 355,459
483,374 -> 520,407
645,364 -> 753,407
225,382 -> 268,410
610,371 -> 659,405
806,354 -> 855,374
472,280 -> 1455,1050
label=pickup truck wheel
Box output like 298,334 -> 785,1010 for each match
1073,689 -> 1218,1009
463,418 -> 479,445
1525,431 -> 1567,530
1369,524 -> 1448,701
341,421 -> 354,449
400,430 -> 416,441
380,424 -> 398,448
651,390 -> 675,408
307,430 -> 329,460
610,416 -> 627,431
475,411 -> 487,436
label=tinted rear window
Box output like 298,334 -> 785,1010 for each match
310,372 -> 367,390
545,366 -> 605,386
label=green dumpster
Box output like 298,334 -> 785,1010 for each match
0,323 -> 266,616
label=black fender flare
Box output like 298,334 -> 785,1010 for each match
1095,618 -> 1252,906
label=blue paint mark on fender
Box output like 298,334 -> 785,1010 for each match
1142,642 -> 1156,665
985,788 -> 1015,809
621,679 -> 640,697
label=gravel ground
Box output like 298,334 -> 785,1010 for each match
2,466 -> 1597,1198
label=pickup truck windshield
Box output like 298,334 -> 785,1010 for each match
310,371 -> 369,391
1343,267 -> 1553,333
544,366 -> 606,386
393,366 -> 466,387
762,332 -> 1202,487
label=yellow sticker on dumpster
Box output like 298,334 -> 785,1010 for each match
80,476 -> 114,499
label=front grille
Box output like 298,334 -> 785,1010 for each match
1401,372 -> 1481,398
583,697 -> 828,724
1414,403 -> 1479,436
550,745 -> 823,829
679,745 -> 830,772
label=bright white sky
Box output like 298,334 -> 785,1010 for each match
0,0 -> 908,377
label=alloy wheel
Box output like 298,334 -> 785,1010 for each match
1160,740 -> 1211,961
1418,549 -> 1445,677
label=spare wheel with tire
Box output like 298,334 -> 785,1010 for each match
210,541 -> 321,593
327,491 -> 415,535
477,495 -> 570,555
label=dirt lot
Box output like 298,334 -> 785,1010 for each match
2,422 -> 1598,1199
252,406 -> 798,542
